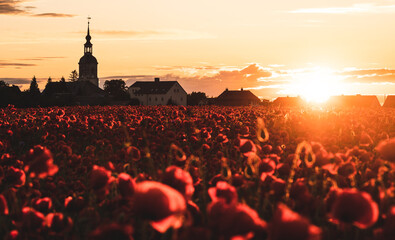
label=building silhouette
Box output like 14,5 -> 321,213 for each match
128,78 -> 187,106
78,18 -> 99,87
216,88 -> 261,106
327,95 -> 380,108
272,96 -> 306,107
383,95 -> 395,107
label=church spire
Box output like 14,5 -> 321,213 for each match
84,17 -> 92,54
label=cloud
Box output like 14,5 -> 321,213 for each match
32,13 -> 75,17
0,77 -> 31,85
290,3 -> 395,14
0,0 -> 32,15
103,64 -> 273,97
0,62 -> 36,68
0,0 -> 75,17
340,68 -> 395,83
17,57 -> 66,61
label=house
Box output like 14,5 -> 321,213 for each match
383,95 -> 395,107
42,81 -> 107,106
128,78 -> 187,106
272,96 -> 306,108
215,88 -> 261,106
327,95 -> 380,108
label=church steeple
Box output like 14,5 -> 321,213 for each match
84,17 -> 92,54
79,17 -> 99,87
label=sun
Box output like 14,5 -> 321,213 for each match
288,67 -> 344,103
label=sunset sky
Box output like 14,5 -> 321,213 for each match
1,0 -> 395,102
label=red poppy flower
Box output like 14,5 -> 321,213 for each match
238,139 -> 257,157
208,181 -> 238,205
21,207 -> 45,231
64,196 -> 85,212
162,166 -> 194,200
46,212 -> 73,233
328,188 -> 379,229
0,194 -> 8,215
375,206 -> 395,240
268,203 -> 321,240
117,173 -> 135,198
24,145 -> 58,179
208,201 -> 267,239
132,181 -> 186,233
376,138 -> 395,163
6,167 -> 25,187
90,165 -> 114,191
33,197 -> 52,213
89,223 -> 133,240
5,230 -> 19,240
125,146 -> 141,161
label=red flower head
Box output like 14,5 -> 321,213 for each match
328,188 -> 379,229
46,212 -> 73,233
117,173 -> 135,198
375,206 -> 395,240
21,207 -> 45,231
89,223 -> 133,240
33,197 -> 52,213
376,138 -> 395,163
132,181 -> 186,233
207,202 -> 267,239
208,181 -> 238,205
238,139 -> 257,157
24,145 -> 58,178
5,230 -> 20,240
90,165 -> 114,192
64,196 -> 85,212
6,167 -> 25,187
125,146 -> 141,161
268,203 -> 321,240
162,166 -> 195,200
0,194 -> 8,215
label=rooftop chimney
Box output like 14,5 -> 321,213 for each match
155,78 -> 160,83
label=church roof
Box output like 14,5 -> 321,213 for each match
43,81 -> 105,97
129,81 -> 178,94
79,54 -> 98,64
216,89 -> 260,106
383,95 -> 395,107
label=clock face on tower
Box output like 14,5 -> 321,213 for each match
78,18 -> 99,87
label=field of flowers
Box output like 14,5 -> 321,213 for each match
0,105 -> 394,240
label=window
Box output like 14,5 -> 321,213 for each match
155,97 -> 157,101
161,97 -> 164,101
181,97 -> 183,101
149,97 -> 151,101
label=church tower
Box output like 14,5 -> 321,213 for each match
78,18 -> 99,86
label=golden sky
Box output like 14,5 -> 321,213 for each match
1,0 -> 395,102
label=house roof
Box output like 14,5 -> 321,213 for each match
43,81 -> 105,97
327,95 -> 380,108
273,96 -> 305,107
216,89 -> 260,105
129,81 -> 178,94
383,95 -> 395,107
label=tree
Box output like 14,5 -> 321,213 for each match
187,91 -> 207,105
0,80 -> 9,88
69,70 -> 78,82
29,76 -> 40,95
104,79 -> 130,101
60,76 -> 66,83
47,77 -> 52,83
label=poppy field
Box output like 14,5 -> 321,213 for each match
0,105 -> 394,240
